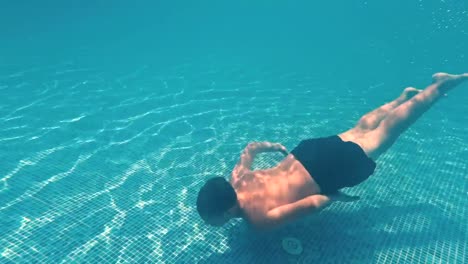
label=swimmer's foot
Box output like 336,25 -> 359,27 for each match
432,72 -> 468,93
400,87 -> 423,101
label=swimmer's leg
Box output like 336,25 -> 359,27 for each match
362,72 -> 468,159
356,87 -> 421,132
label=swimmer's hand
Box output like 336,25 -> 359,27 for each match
329,191 -> 360,202
274,143 -> 289,156
248,142 -> 288,156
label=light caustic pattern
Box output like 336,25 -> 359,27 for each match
0,62 -> 315,263
0,62 -> 467,263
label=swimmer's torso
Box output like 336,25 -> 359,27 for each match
232,154 -> 320,226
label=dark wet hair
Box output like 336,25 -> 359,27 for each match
196,177 -> 237,222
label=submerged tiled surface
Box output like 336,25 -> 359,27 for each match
0,62 -> 467,264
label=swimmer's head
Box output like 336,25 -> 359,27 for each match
196,177 -> 238,226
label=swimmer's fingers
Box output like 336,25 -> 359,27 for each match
331,192 -> 360,202
279,146 -> 289,156
272,143 -> 288,155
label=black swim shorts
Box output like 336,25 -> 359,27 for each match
290,135 -> 376,194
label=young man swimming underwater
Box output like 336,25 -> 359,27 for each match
196,72 -> 468,230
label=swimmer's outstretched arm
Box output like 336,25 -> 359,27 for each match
264,192 -> 358,228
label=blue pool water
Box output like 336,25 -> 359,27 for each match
1,1 -> 467,263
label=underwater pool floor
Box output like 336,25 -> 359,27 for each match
0,62 -> 467,263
